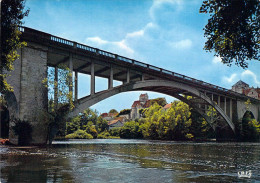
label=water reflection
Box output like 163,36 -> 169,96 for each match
1,139 -> 260,182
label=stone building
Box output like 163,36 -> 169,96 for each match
243,88 -> 260,99
232,80 -> 260,99
108,119 -> 123,130
231,80 -> 249,93
130,93 -> 150,119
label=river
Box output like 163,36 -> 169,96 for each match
0,139 -> 259,182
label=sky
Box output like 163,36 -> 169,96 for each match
24,0 -> 260,114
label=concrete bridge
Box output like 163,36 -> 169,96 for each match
3,27 -> 260,145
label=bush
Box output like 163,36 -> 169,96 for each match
109,127 -> 121,137
65,129 -> 93,139
120,121 -> 143,139
97,131 -> 120,139
12,119 -> 32,145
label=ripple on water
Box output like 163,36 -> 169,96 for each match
1,140 -> 260,182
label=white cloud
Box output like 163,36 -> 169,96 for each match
126,30 -> 144,38
222,73 -> 238,84
86,36 -> 134,55
149,0 -> 182,19
242,70 -> 260,86
85,21 -> 156,56
212,56 -> 222,64
170,39 -> 192,49
86,37 -> 108,45
114,40 -> 134,54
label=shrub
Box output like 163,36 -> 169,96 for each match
12,119 -> 32,145
65,129 -> 93,139
109,127 -> 121,137
185,133 -> 194,140
120,121 -> 143,139
97,130 -> 120,139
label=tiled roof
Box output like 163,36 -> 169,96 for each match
108,119 -> 122,126
164,103 -> 172,109
101,112 -> 118,118
114,117 -> 125,121
101,113 -> 108,117
243,88 -> 260,95
132,101 -> 141,108
132,100 -> 151,108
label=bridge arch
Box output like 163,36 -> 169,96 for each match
70,80 -> 235,132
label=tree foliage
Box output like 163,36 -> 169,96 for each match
1,0 -> 29,92
118,109 -> 131,115
200,0 -> 259,68
109,109 -> 118,114
241,111 -> 260,141
65,108 -> 109,139
150,97 -> 167,107
41,65 -> 75,144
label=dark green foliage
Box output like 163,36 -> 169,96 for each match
200,0 -> 260,68
96,116 -> 108,132
119,121 -> 143,139
0,99 -> 9,138
1,0 -> 29,92
97,131 -> 111,139
65,108 -> 108,139
65,129 -> 93,139
241,111 -> 260,141
109,127 -> 120,137
189,109 -> 215,139
118,109 -> 131,115
150,98 -> 167,107
12,119 -> 32,145
109,109 -> 118,114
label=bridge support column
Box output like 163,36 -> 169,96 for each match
230,99 -> 232,121
69,54 -> 73,94
75,71 -> 78,100
91,62 -> 95,95
54,66 -> 58,109
6,44 -> 48,145
224,97 -> 227,114
141,74 -> 145,81
109,66 -> 113,89
127,69 -> 130,83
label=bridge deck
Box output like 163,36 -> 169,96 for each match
19,26 -> 259,103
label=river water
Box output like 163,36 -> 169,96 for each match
0,139 -> 260,183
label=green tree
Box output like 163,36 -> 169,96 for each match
200,0 -> 259,68
96,116 -> 108,132
150,97 -> 167,107
118,109 -> 131,115
109,109 -> 118,114
1,0 -> 29,92
41,65 -> 74,144
241,111 -> 260,141
120,121 -> 143,139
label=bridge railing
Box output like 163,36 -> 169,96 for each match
18,26 -> 255,100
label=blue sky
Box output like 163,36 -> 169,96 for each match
24,0 -> 260,114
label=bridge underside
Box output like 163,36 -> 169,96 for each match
70,80 -> 236,134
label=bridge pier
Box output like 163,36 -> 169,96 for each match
109,65 -> 113,89
6,44 -> 48,145
91,62 -> 95,95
